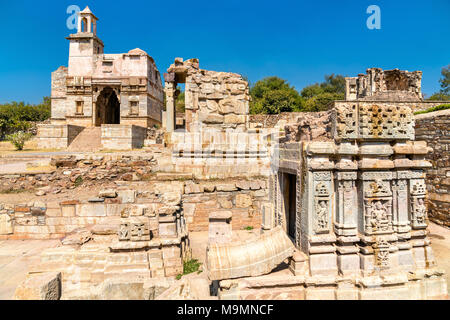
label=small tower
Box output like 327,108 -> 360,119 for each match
67,6 -> 104,76
77,6 -> 98,35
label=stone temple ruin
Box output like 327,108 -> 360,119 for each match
2,8 -> 447,300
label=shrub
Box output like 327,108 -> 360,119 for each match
176,259 -> 202,279
5,131 -> 33,150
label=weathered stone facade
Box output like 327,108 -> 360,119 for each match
38,7 -> 164,150
415,109 -> 450,227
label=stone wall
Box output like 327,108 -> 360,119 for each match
101,124 -> 147,150
0,154 -> 269,237
183,179 -> 268,232
415,109 -> 450,227
164,58 -> 250,132
0,154 -> 157,194
37,124 -> 84,149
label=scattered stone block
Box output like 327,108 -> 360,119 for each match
0,214 -> 13,235
14,272 -> 61,300
99,189 -> 118,198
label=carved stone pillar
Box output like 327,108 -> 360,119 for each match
335,171 -> 359,275
164,73 -> 176,132
304,142 -> 337,276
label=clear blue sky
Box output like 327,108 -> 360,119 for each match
0,0 -> 449,104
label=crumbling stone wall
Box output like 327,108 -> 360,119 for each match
183,179 -> 267,232
0,154 -> 157,194
345,68 -> 423,101
0,153 -> 269,237
415,109 -> 450,227
164,58 -> 250,132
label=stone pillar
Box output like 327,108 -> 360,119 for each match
357,142 -> 399,275
87,16 -> 92,33
304,142 -> 338,276
164,79 -> 176,132
334,167 -> 359,275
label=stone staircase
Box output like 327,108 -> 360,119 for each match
68,127 -> 102,152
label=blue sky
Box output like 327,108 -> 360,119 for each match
0,0 -> 449,104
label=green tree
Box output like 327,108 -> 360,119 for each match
250,77 -> 303,114
175,86 -> 185,113
428,65 -> 450,101
0,97 -> 50,138
439,65 -> 450,95
300,74 -> 346,111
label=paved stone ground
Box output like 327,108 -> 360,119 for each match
0,240 -> 60,300
0,224 -> 448,300
428,222 -> 450,295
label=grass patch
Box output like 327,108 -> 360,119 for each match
414,104 -> 450,115
176,259 -> 202,280
0,188 -> 31,194
74,176 -> 83,187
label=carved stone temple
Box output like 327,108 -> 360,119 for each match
210,68 -> 447,299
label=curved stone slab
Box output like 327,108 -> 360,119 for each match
207,226 -> 295,280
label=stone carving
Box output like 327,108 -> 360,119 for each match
119,220 -> 150,241
118,222 -> 130,241
364,200 -> 392,234
314,183 -> 330,233
335,104 -> 357,140
410,179 -> 427,229
334,103 -> 414,141
412,198 -> 426,226
313,171 -> 332,181
374,239 -> 390,268
130,222 -> 150,241
359,105 -> 414,140
410,179 -> 426,195
295,173 -> 302,247
364,179 -> 392,197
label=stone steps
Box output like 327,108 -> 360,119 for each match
68,127 -> 102,152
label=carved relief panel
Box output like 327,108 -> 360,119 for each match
119,220 -> 150,241
313,171 -> 332,234
361,172 -> 393,235
410,179 -> 427,229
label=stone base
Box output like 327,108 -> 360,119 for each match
101,124 -> 147,150
37,124 -> 84,149
218,268 -> 447,300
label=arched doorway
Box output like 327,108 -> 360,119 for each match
95,87 -> 120,126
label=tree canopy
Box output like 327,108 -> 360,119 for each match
428,65 -> 450,101
249,74 -> 346,114
249,77 -> 303,114
0,97 -> 50,138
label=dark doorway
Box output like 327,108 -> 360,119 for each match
96,87 -> 120,126
283,173 -> 297,239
